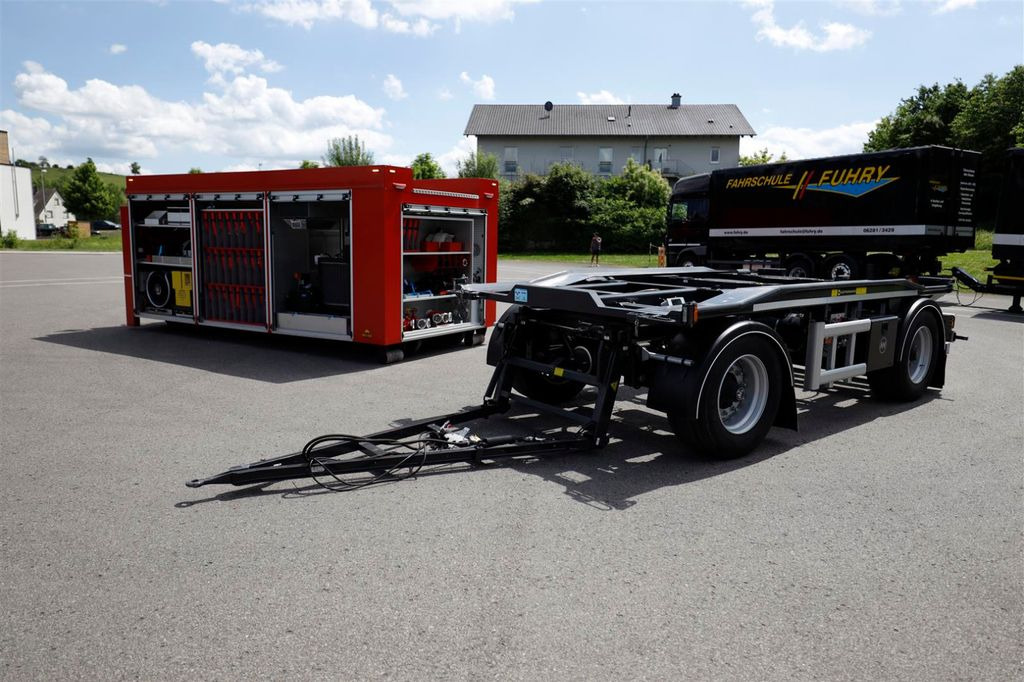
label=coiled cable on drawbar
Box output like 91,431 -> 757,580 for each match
300,433 -> 450,491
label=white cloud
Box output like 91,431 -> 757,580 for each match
380,152 -> 413,166
191,41 -> 282,75
744,0 -> 871,51
931,0 -> 978,14
437,135 -> 476,176
437,88 -> 454,101
459,71 -> 495,100
3,61 -> 392,167
240,0 -> 535,32
109,44 -> 127,55
741,121 -> 877,160
577,90 -> 624,105
838,0 -> 902,16
382,74 -> 407,100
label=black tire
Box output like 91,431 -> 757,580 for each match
463,330 -> 486,346
380,347 -> 404,364
783,254 -> 815,278
669,335 -> 784,459
676,250 -> 702,267
868,311 -> 941,401
824,253 -> 861,280
511,326 -> 588,405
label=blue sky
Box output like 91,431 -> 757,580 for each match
1,0 -> 1020,175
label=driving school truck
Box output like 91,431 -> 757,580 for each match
666,145 -> 979,280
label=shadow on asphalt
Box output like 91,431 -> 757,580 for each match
175,381 -> 941,511
35,322 -> 475,383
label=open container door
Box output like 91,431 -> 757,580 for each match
268,190 -> 353,339
399,203 -> 487,340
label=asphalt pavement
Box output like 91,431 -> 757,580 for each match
1,251 -> 1021,680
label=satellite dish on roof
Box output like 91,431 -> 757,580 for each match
544,101 -> 553,112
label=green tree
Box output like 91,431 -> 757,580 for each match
62,158 -> 119,221
739,147 -> 789,166
188,167 -> 203,174
322,135 -> 375,166
411,152 -> 445,179
299,159 -> 320,169
599,158 -> 670,208
865,68 -> 1024,224
130,162 -> 141,175
864,80 -> 971,152
456,151 -> 499,179
950,66 -> 1024,161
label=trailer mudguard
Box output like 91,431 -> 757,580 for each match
486,305 -> 520,367
647,321 -> 798,430
898,298 -> 948,388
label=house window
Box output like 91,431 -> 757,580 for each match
54,197 -> 60,206
45,210 -> 53,218
559,146 -> 573,162
710,146 -> 720,164
503,147 -> 518,174
629,147 -> 641,162
652,147 -> 668,169
598,147 -> 613,174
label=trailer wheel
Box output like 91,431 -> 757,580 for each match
783,254 -> 815,278
868,312 -> 941,401
669,336 -> 783,459
825,254 -> 860,280
513,341 -> 589,404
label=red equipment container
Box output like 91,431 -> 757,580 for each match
121,166 -> 498,359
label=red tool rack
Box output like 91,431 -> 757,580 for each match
121,166 -> 499,361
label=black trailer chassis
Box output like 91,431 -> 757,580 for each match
189,267 -> 957,490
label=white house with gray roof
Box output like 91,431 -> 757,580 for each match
464,94 -> 755,184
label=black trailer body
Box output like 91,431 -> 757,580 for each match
667,145 -> 979,279
950,148 -> 1024,313
189,268 -> 957,489
992,148 -> 1024,269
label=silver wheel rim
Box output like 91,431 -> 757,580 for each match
907,325 -> 933,384
830,261 -> 853,279
788,264 -> 810,277
717,354 -> 769,435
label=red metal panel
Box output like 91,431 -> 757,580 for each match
120,205 -> 139,326
123,167 -> 499,344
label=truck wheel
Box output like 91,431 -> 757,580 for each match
783,254 -> 815,278
676,251 -> 702,267
868,313 -> 941,401
825,254 -> 860,280
669,336 -> 783,459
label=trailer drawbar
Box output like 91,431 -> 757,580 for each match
188,267 -> 958,490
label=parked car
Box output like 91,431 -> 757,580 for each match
91,220 -> 121,234
36,223 -> 60,237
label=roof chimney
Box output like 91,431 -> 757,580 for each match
670,93 -> 681,109
0,130 -> 10,165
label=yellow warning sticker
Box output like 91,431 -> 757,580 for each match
172,271 -> 192,307
830,286 -> 869,297
553,367 -> 564,377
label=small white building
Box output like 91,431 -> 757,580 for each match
0,129 -> 35,240
34,187 -> 75,229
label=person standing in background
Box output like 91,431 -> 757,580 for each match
590,232 -> 602,266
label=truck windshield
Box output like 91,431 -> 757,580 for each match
668,196 -> 708,224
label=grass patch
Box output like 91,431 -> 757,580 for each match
502,244 -> 998,281
500,251 -> 662,267
2,232 -> 123,252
